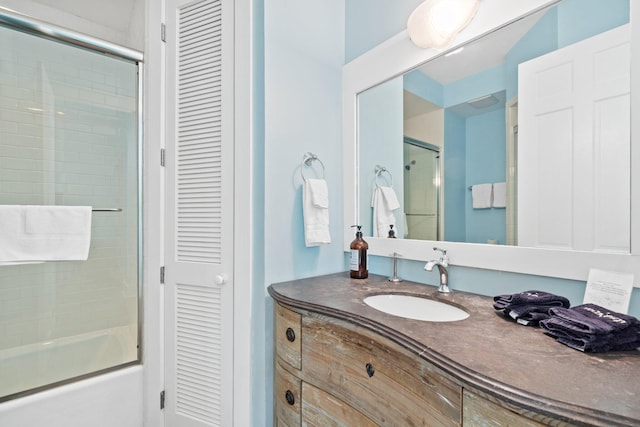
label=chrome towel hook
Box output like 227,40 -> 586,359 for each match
374,165 -> 393,187
301,152 -> 325,182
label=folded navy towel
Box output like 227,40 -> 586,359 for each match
555,327 -> 640,352
546,304 -> 640,335
557,337 -> 640,353
540,303 -> 640,352
493,290 -> 570,310
541,317 -> 639,340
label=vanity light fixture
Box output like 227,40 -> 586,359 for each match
407,0 -> 480,49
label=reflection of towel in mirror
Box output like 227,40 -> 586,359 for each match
471,183 -> 492,209
492,182 -> 506,208
371,186 -> 400,237
303,179 -> 331,247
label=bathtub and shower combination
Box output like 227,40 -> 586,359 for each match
0,9 -> 143,422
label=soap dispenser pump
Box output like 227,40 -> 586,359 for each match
350,225 -> 368,279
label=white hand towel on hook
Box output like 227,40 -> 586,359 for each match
303,179 -> 331,247
471,183 -> 492,209
0,205 -> 92,265
371,186 -> 400,237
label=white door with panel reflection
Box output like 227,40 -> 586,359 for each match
518,24 -> 630,253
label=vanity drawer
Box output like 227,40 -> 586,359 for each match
275,361 -> 301,427
302,381 -> 378,426
463,390 -> 569,427
275,303 -> 302,370
302,315 -> 462,427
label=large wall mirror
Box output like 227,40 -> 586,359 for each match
344,0 -> 640,282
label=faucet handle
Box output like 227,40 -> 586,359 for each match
433,247 -> 448,266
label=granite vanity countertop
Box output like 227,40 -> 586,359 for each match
268,273 -> 640,427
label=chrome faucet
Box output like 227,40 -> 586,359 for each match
424,247 -> 450,293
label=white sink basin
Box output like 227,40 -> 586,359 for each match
363,294 -> 469,322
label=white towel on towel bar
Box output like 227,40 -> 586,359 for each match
471,183 -> 493,209
492,182 -> 506,208
0,205 -> 92,265
303,179 -> 331,247
371,186 -> 400,237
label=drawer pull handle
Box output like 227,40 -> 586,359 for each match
285,327 -> 296,342
365,363 -> 375,378
285,390 -> 295,405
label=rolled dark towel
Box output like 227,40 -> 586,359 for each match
493,290 -> 571,326
493,290 -> 570,310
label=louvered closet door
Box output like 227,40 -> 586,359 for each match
164,0 -> 234,426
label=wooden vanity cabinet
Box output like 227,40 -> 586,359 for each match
274,303 -> 462,426
274,302 -> 574,427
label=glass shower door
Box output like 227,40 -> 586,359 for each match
403,140 -> 440,240
0,23 -> 140,400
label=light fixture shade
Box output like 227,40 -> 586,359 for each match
407,0 -> 480,49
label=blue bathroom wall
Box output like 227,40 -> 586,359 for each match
257,0 -> 346,425
345,0 -> 423,62
443,111 -> 466,241
505,0 -> 629,98
557,0 -> 629,48
404,70 -> 444,107
504,7 -> 558,99
443,63 -> 505,108
464,108 -> 506,244
251,0 -> 266,425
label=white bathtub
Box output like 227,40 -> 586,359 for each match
0,326 -> 142,427
0,326 -> 137,399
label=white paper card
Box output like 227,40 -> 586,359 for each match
583,269 -> 634,313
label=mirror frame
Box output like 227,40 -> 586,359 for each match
343,0 -> 640,284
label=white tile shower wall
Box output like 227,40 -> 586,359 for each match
0,27 -> 138,351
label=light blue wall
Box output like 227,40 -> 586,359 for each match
465,108 -> 506,244
251,0 -> 266,425
345,0 -> 423,62
256,1 -> 345,425
404,70 -> 444,107
505,0 -> 629,98
444,63 -> 506,108
443,111 -> 466,241
557,0 -> 629,48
